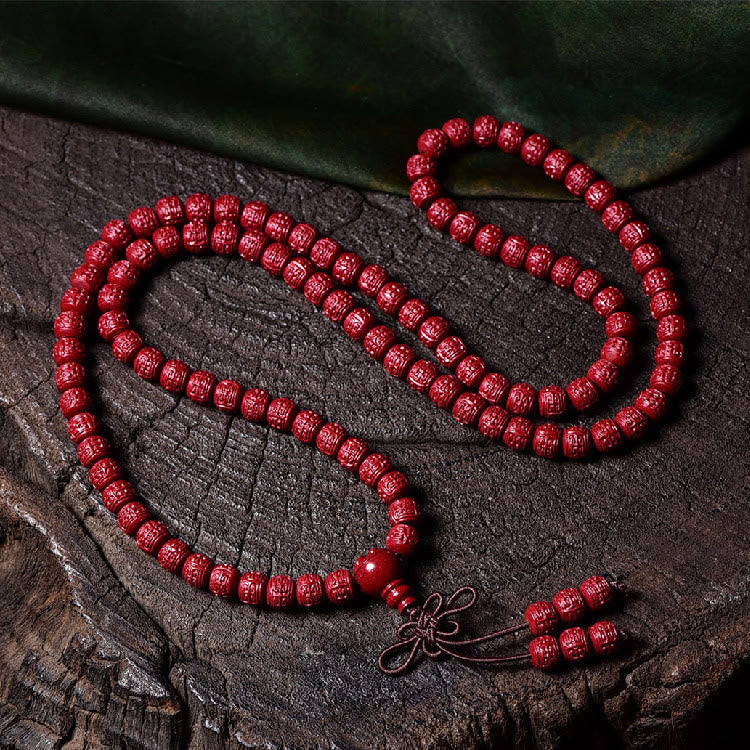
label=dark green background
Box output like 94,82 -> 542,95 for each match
0,0 -> 748,196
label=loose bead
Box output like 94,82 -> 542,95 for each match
591,418 -> 624,453
657,314 -> 688,342
383,344 -> 417,378
323,289 -> 356,323
267,575 -> 295,609
650,290 -> 682,319
452,392 -> 487,427
213,194 -> 242,223
358,264 -> 390,297
592,286 -> 627,318
316,422 -> 348,457
525,601 -> 560,636
101,219 -> 134,250
605,311 -> 638,339
543,149 -> 575,181
427,197 -> 458,231
125,239 -> 159,271
564,163 -> 596,197
601,337 -> 634,368
242,388 -> 272,422
186,370 -> 217,404
525,245 -> 557,280
134,347 -> 166,382
84,240 -> 118,271
54,337 -> 86,366
474,223 -> 505,258
497,121 -> 525,153
418,316 -> 450,349
500,235 -> 531,268
615,406 -> 649,440
588,621 -> 622,657
406,153 -> 437,182
643,267 -> 675,297
98,310 -> 130,342
61,287 -> 94,314
303,272 -> 336,307
478,372 -> 511,405
267,398 -> 298,431
539,386 -> 568,418
631,243 -> 663,275
238,571 -> 268,605
601,200 -> 634,234
67,412 -> 101,444
56,362 -> 86,392
296,573 -> 325,607
337,437 -> 369,472
389,497 -> 421,526
60,387 -> 94,418
533,423 -> 562,458
377,471 -> 410,504
619,220 -> 651,252
310,237 -> 342,270
455,355 -> 487,389
635,388 -> 669,421
262,242 -> 293,277
283,256 -> 315,290
353,548 -> 403,597
650,364 -> 683,396
155,196 -> 185,226
238,229 -> 269,263
358,453 -> 393,488
211,221 -> 240,255
185,193 -> 212,222
503,416 -> 533,452
157,538 -> 191,574
214,379 -> 243,413
655,339 -> 685,367
136,520 -> 170,556
118,501 -> 151,536
160,359 -> 192,394
473,115 -> 501,147
407,359 -> 439,393
435,335 -> 467,369
579,576 -> 616,612
429,374 -> 463,410
77,435 -> 111,468
587,359 -> 622,394
377,281 -> 409,315
71,263 -> 106,294
529,635 -> 563,671
584,180 -> 617,213
292,409 -> 325,444
520,134 -> 552,166
107,259 -> 140,290
573,269 -> 605,302
182,221 -> 210,253
332,251 -> 366,286
182,553 -> 213,589
507,382 -> 537,416
101,479 -> 136,514
288,223 -> 318,255
325,569 -> 356,605
240,201 -> 270,231
386,524 -> 419,556
567,377 -> 600,411
562,426 -> 592,459
209,564 -> 240,599
363,325 -> 396,360
477,405 -> 511,440
97,284 -> 129,312
559,627 -> 592,663
410,176 -> 441,209
442,117 -> 472,149
552,588 -> 587,623
417,128 -> 450,159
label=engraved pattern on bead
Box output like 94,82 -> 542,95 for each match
325,569 -> 356,605
452,392 -> 487,427
418,316 -> 450,349
153,226 -> 182,258
478,405 -> 510,441
564,163 -> 596,197
619,220 -> 651,252
332,252 -> 365,286
533,423 -> 562,458
377,281 -> 409,315
323,289 -> 356,323
601,200 -> 634,234
68,412 -> 101,444
125,238 -> 159,270
455,355 -> 487,389
185,193 -> 212,222
631,243 -> 663,275
449,211 -> 480,244
288,223 -> 318,255
155,196 -> 185,226
591,419 -> 623,453
316,422 -> 348,457
657,314 -> 688,342
240,201 -> 270,231
211,221 -> 240,255
262,242 -> 293,277
559,627 -> 592,663
56,362 -> 86,392
98,284 -> 129,312
55,311 -> 87,339
478,372 -> 511,405
90,457 -> 124,490
238,571 -> 268,605
377,471 -> 410,504
587,359 -> 622,394
283,256 -> 315,291
650,364 -> 683,396
358,264 -> 390,298
209,564 -> 240,599
655,340 -> 685,367
118,501 -> 152,536
182,220 -> 210,253
473,115 -> 500,147
267,398 -> 298,432
358,453 -> 393,488
310,237 -> 342,270
54,338 -> 86,366
337,437 -> 369,472
406,153 -> 437,181
292,410 -> 325,444
265,211 -> 295,242
71,263 -> 106,293
186,370 -> 217,404
386,524 -> 419,556
60,388 -> 94,418
615,406 -> 649,440
525,601 -> 560,636
136,520 -> 170,556
429,374 -> 464,410
593,287 -> 627,318
296,573 -> 325,607
579,576 -> 616,612
650,290 -> 682,320
552,588 -> 588,623
588,621 -> 621,656
407,359 -> 439,393
214,379 -> 243,413
417,128 -> 450,159
410,177 -> 441,209
84,240 -> 118,270
529,635 -> 562,671
303,272 -> 336,307
134,347 -> 166,382
521,134 -> 552,166
213,194 -> 242,223
567,377 -> 600,411
601,337 -> 634,368
389,497 -> 421,526
606,311 -> 638,339
107,259 -> 140,289
102,480 -> 136,514
267,575 -> 295,609
635,388 -> 669,421
507,383 -> 537,416
573,269 -> 605,302
182,553 -> 213,589
498,121 -> 525,153
363,325 -> 396,360
383,344 -> 417,379
442,117 -> 472,149
539,386 -> 568,418
435,335 -> 467,369
562,426 -> 592,459
543,149 -> 575,181
158,538 -> 191,574
427,198 -> 458,231
503,416 -> 533,452
584,180 -> 617,213
525,245 -> 557,280
238,229 -> 269,263
160,359 -> 191,394
62,287 -> 94,314
77,435 -> 111,468
101,219 -> 134,250
98,310 -> 130,342
474,223 -> 505,258
500,235 -> 531,268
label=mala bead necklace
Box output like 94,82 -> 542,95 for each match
54,115 -> 686,674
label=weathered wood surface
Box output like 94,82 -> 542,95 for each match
0,105 -> 747,749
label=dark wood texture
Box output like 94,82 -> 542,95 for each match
0,106 -> 747,749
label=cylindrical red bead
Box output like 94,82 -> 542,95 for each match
525,245 -> 557,280
89,457 -> 124,490
507,383 -> 537,416
296,573 -> 325,607
54,311 -> 87,339
211,221 -> 240,255
559,627 -> 593,663
593,287 -> 627,318
60,387 -> 94,418
435,335 -> 467,369
332,252 -> 366,286
186,370 -> 217,404
615,406 -> 649,440
377,281 -> 409,315
503,416 -> 533,452
303,272 -> 336,307
442,117 -> 472,149
53,337 -> 85,367
267,575 -> 295,609
591,419 -> 623,454
107,259 -> 140,289
266,398 -> 298,431
238,571 -> 268,605
418,316 -> 450,349
213,194 -> 242,223
136,520 -> 170,556
357,265 -> 389,299
631,243 -> 663,275
543,149 -> 575,181
118,501 -> 151,536
564,163 -> 596,197
160,359 -> 191,394
77,435 -> 111,468
182,553 -> 213,589
101,479 -> 136,514
406,153 -> 437,182
601,337 -> 635,368
520,134 -> 552,166
98,310 -> 129,342
587,359 -> 622,394
386,524 -> 419,556
417,128 -> 450,159
291,410 -> 325,444
240,201 -> 270,231
650,364 -> 683,396
261,242 -> 293,277
61,287 -> 94,314
478,372 -> 511,405
325,569 -> 356,605
650,290 -> 682,319
473,223 -> 505,258
477,405 -> 510,441
427,198 -> 458,231
152,225 -> 183,259
214,379 -> 243,413
579,576 -> 616,612
182,221 -> 210,253
472,115 -> 500,147
358,453 -> 393,488
377,471 -> 410,504
619,220 -> 651,252
56,362 -> 86,392
238,229 -> 269,263
316,422 -> 347,457
101,219 -> 134,250
406,359 -> 439,393
525,601 -> 560,636
337,437 -> 369,472
84,240 -> 118,271
185,193 -> 212,222
455,355 -> 487,389
383,344 -> 417,378
573,269 -> 606,303
67,412 -> 100,444
264,212 -> 295,243
635,388 -> 669,421
363,325 -> 396,360
588,621 -> 622,657
125,239 -> 159,270
97,284 -> 129,312
283,256 -> 315,290
209,564 -> 240,599
562,426 -> 592,459
452,392 -> 486,427
134,347 -> 166,382
449,211 -> 480,244
655,340 -> 685,367
606,311 -> 638,339
112,330 -> 142,365
552,588 -> 588,623
157,538 -> 191,574
567,377 -> 600,411
500,235 -> 530,268
584,180 -> 617,213
155,196 -> 185,226
410,177 -> 441,209
389,497 -> 421,526
70,263 -> 106,293
498,121 -> 525,153
288,223 -> 318,255
529,635 -> 563,671
310,238 -> 342,271
601,200 -> 634,234
533,423 -> 562,458
429,374 -> 463,410
657,314 -> 688,342
539,386 -> 568,418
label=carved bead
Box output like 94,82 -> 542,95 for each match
89,458 -> 124,490
500,235 -> 531,268
564,163 -> 596,197
650,290 -> 682,319
386,524 -> 419,556
472,115 -> 500,147
478,405 -> 511,441
358,453 -> 393,488
238,229 -> 269,263
186,370 -> 217,404
337,437 -> 369,472
533,423 -> 562,458
529,635 -> 562,671
455,355 -> 487,389
134,347 -> 166,382
377,281 -> 409,315
288,223 -> 318,255
77,435 -> 111,468
631,242 -> 663,275
125,238 -> 159,270
657,314 -> 688,342
389,497 -> 421,526
406,153 -> 437,181
185,193 -> 212,222
267,398 -> 298,431
436,335 -> 467,369
325,569 -> 356,605
478,372 -> 511,405
559,627 -> 592,663
498,121 -> 525,153
107,259 -> 140,289
642,266 -> 675,297
539,386 -> 568,418
98,310 -> 129,342
182,553 -> 213,589
291,410 -> 325,444
303,272 -> 336,307
209,564 -> 240,599
543,149 -> 575,181
155,196 -> 185,226
363,325 -> 396,360
427,198 -> 458,231
503,416 -> 533,452
614,406 -> 649,440
159,359 -> 191,394
635,388 -> 669,421
377,471 -> 410,504
410,177 -> 441,209
552,587 -> 587,623
591,418 -> 624,453
265,212 -> 295,242
310,237 -> 342,270
316,422 -> 348,457
241,388 -> 272,423
118,501 -> 151,536
593,287 -> 627,318
211,221 -> 240,255
61,287 -> 94,314
579,576 -> 616,612
56,362 -> 86,392
153,226 -> 182,259
573,269 -> 605,302
332,252 -> 365,286
262,242 -> 293,277
71,263 -> 106,293
383,344 -> 417,378
525,245 -> 557,280
238,571 -> 268,605
68,412 -> 101,444
442,117 -> 472,148
588,621 -> 621,657
584,180 -> 617,213
267,575 -> 295,609
407,359 -> 439,393
606,311 -> 638,339
84,240 -> 118,270
358,264 -> 390,297
601,200 -> 634,234
296,573 -> 325,607
520,134 -> 552,166
507,383 -> 537,416
452,392 -> 487,427
158,538 -> 191,574
525,601 -> 560,636
54,337 -> 86,366
650,364 -> 683,396
283,256 -> 315,290
240,201 -> 270,231
550,256 -> 582,291
449,211 -> 480,244
655,340 -> 685,367
567,377 -> 600,411
343,307 -> 376,341
418,316 -> 450,349
60,387 -> 94,418
601,337 -> 634,368
98,283 -> 129,312
214,379 -> 243,413
587,359 -> 622,394
474,223 -> 505,258
213,194 -> 242,223
619,220 -> 651,252
182,220 -> 210,253
353,548 -> 403,597
101,480 -> 136,514
101,219 -> 134,250
562,426 -> 592,459
136,520 -> 170,556
429,374 -> 463,410
417,128 -> 450,159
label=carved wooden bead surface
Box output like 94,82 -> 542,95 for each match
650,364 -> 683,396
573,269 -> 605,302
209,564 -> 240,599
398,297 -> 430,332
409,176 -> 441,209
98,310 -> 130,342
417,127 -> 450,159
543,149 -> 575,181
619,219 -> 651,252
67,412 -> 101,444
377,471 -> 410,504
117,501 -> 151,537
291,409 -> 325,445
363,325 -> 397,360
240,200 -> 269,231
261,242 -> 293,277
77,435 -> 111,468
60,387 -> 94,418
54,311 -> 87,339
98,284 -> 129,312
567,377 -> 600,412
584,179 -> 617,213
525,245 -> 557,279
358,264 -> 390,298
562,426 -> 592,459
605,311 -> 638,339
107,259 -> 140,289
84,240 -> 118,270
153,226 -> 183,259
525,600 -> 560,636
655,339 -> 685,367
442,117 -> 472,149
383,344 -> 417,379
478,372 -> 511,405
125,238 -> 159,270
332,251 -> 365,286
186,370 -> 216,404
406,153 -> 437,182
503,416 -> 533,452
587,358 -> 622,394
56,362 -> 86,392
449,211 -> 480,244
265,211 -> 295,242
238,571 -> 268,605
473,223 -> 505,258
631,242 -> 663,275
136,520 -> 170,556
182,553 -> 213,589
426,197 -> 458,231
283,256 -> 315,291
477,405 -> 510,440
650,290 -> 682,319
101,219 -> 134,250
325,569 -> 356,605
601,200 -> 634,234
267,398 -> 298,432
635,388 -> 670,421
657,314 -> 688,342
182,220 -> 210,253
559,627 -> 592,663
61,287 -> 94,314
451,392 -> 487,427
211,221 -> 240,255
435,335 -> 467,369
592,286 -> 627,318
54,337 -> 86,366
377,281 -> 409,315
303,271 -> 336,307
101,480 -> 136,514
601,337 -> 634,368
552,588 -> 588,623
520,134 -> 552,167
71,263 -> 106,294
240,388 -> 271,423
564,163 -> 596,197
89,458 -> 124,491
418,316 -> 450,349
310,238 -> 342,270
550,255 -> 582,290
472,114 -> 500,147
213,194 -> 242,223
159,359 -> 191,394
497,121 -> 525,153
358,453 -> 393,488
614,406 -> 649,440
296,574 -> 325,608
157,538 -> 191,575
591,418 -> 624,454
238,229 -> 269,263
134,347 -> 166,382
455,355 -> 487,389
529,635 -> 562,671
267,575 -> 295,610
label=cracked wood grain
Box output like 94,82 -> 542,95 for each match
0,105 -> 748,748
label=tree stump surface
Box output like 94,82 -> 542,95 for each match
0,106 -> 747,749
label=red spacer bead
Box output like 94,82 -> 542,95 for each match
377,471 -> 410,504
543,149 -> 576,181
363,325 -> 396,360
101,219 -> 134,250
533,423 -> 562,458
552,587 -> 588,623
449,211 -> 481,245
591,418 -> 624,454
436,335 -> 467,369
136,520 -> 170,556
56,362 -> 86,392
337,437 -> 369,472
559,627 -> 593,663
316,422 -> 348,457
657,314 -> 688,342
134,347 -> 166,382
474,223 -> 505,258
186,370 -> 217,404
579,576 -> 616,612
358,264 -> 390,298
615,406 -> 649,440
406,153 -> 437,182
101,479 -> 136,514
288,223 -> 319,255
601,337 -> 635,368
54,338 -> 86,366
160,359 -> 191,394
323,289 -> 356,323
564,163 -> 596,197
107,259 -> 140,290
584,180 -> 617,213
525,245 -> 557,280
267,575 -> 295,609
498,121 -> 526,153
455,355 -> 487,389
417,128 -> 450,159
631,243 -> 663,275
238,229 -> 269,263
588,621 -> 622,657
650,290 -> 682,320
262,242 -> 293,277
291,409 -> 325,444
539,386 -> 568,418
573,269 -> 606,302
358,453 -> 393,488
155,196 -> 185,226
520,134 -> 552,166
477,405 -> 511,441
54,311 -> 87,339
152,225 -> 183,259
90,457 -> 124,490
592,287 -> 627,318
267,398 -> 298,432
452,392 -> 487,427
265,212 -> 295,242
503,416 -> 533,452
182,220 -> 210,254
240,201 -> 270,231
407,359 -> 439,394
442,117 -> 472,149
332,252 -> 366,286
429,374 -> 463,410
97,284 -> 129,312
118,501 -> 151,536
587,359 -> 622,394
473,115 -> 501,147
500,235 -> 531,268
383,344 -> 417,379
158,538 -> 191,574
635,388 -> 669,421
389,497 -> 421,526
296,574 -> 325,607
567,377 -> 600,411
185,193 -> 212,222
84,240 -> 118,271
60,388 -> 94,418
353,548 -> 403,598
211,221 -> 240,255
61,287 -> 94,314
303,272 -> 336,307
655,340 -> 685,367
77,435 -> 111,468
507,383 -> 537,416
478,372 -> 511,405
238,571 -> 268,605
125,238 -> 159,270
386,524 -> 419,556
427,198 -> 458,232
562,426 -> 592,459
325,569 -> 356,605
98,310 -> 129,342
214,379 -> 244,413
619,220 -> 651,252
418,316 -> 450,349
529,635 -> 563,671
182,553 -> 213,589
209,564 -> 240,599
525,601 -> 560,636
213,194 -> 242,223
67,412 -> 101,444
310,237 -> 342,271
605,311 -> 638,339
283,256 -> 315,291
601,200 -> 634,234
410,177 -> 441,209
377,281 -> 409,315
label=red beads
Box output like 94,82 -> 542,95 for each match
209,564 -> 240,599
183,553 -> 213,589
325,569 -> 356,605
525,601 -> 560,636
529,635 -> 562,670
296,573 -> 325,607
353,548 -> 402,598
238,571 -> 268,605
267,574 -> 295,609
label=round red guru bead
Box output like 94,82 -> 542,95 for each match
238,571 -> 268,605
209,564 -> 240,599
442,117 -> 472,149
354,548 -> 403,598
107,259 -> 140,290
398,298 -> 430,331
579,575 -> 616,612
383,344 -> 417,378
478,405 -> 511,440
241,388 -> 271,422
323,290 -> 356,323
128,206 -> 159,239
211,221 -> 240,255
54,311 -> 87,339
98,310 -> 130,342
101,219 -> 134,251
543,149 -> 576,181
296,573 -> 325,607
587,359 -> 622,394
136,520 -> 170,556
389,496 -> 421,526
155,196 -> 185,226
615,406 -> 649,440
61,287 -> 93,314
601,337 -> 634,368
68,412 -> 101,444
552,587 -> 588,623
54,338 -> 86,366
650,364 -> 683,396
332,252 -> 365,286
539,385 -> 568,418
429,374 -> 464,410
619,220 -> 651,252
573,268 -> 606,302
584,180 -> 617,213
503,416 -> 534,452
134,347 -> 166,382
283,256 -> 315,291
409,176 -> 441,209
588,621 -> 622,657
238,229 -> 269,263
657,314 -> 688,342
456,354 -> 487,389
262,242 -> 293,277
288,223 -> 318,255
186,193 -> 213,222
183,221 -> 210,253
310,237 -> 342,270
377,281 -> 409,315
450,211 -> 481,245
650,290 -> 682,320
77,435 -> 111,468
358,453 -> 393,488
158,538 -> 191,574
358,264 -> 390,297
452,392 -> 487,427
182,553 -> 213,589
631,242 -> 663,275
97,284 -> 129,312
363,325 -> 397,360
160,359 -> 192,394
60,388 -> 94,418
186,370 -> 217,404
419,316 -> 450,349
316,422 -> 348,457
473,223 -> 505,258
406,153 -> 437,182
533,423 -> 562,458
525,600 -> 560,636
472,114 -> 501,147
498,121 -> 526,153
601,200 -> 634,234
500,235 -> 531,268
478,371 -> 511,405
213,194 -> 242,223
592,286 -> 627,318
567,377 -> 600,412
84,240 -> 118,270
529,635 -> 563,671
606,311 -> 638,340
643,267 -> 676,297
267,397 -> 298,432
562,426 -> 592,459
56,362 -> 86,392
101,479 -> 136,514
303,272 -> 336,307
386,524 -> 419,556
125,238 -> 159,270
520,133 -> 552,167
337,437 -> 369,472
655,339 -> 685,367
267,574 -> 295,609
635,387 -> 669,421
71,263 -> 106,294
417,127 -> 450,159
564,163 -> 596,197
407,359 -> 439,393
559,626 -> 593,664
378,470 -> 410,504
325,569 -> 357,605
117,501 -> 151,536
214,379 -> 244,413
436,335 -> 467,369
240,200 -> 270,231
292,409 -> 325,444
507,382 -> 537,416
426,197 -> 457,233
525,245 -> 557,280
